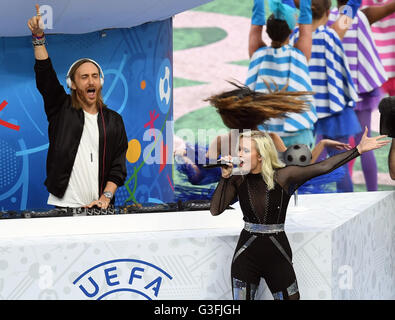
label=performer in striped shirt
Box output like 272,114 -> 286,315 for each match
246,0 -> 317,149
328,0 -> 395,191
361,0 -> 395,96
290,0 -> 361,193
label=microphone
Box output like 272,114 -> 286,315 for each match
202,157 -> 241,169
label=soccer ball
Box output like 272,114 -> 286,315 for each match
283,144 -> 312,166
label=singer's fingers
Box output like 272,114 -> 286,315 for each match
379,140 -> 391,145
220,155 -> 232,162
363,126 -> 368,137
372,141 -> 390,149
375,135 -> 388,140
35,4 -> 40,16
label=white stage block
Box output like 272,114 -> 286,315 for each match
0,191 -> 393,300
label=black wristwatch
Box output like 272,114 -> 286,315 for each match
103,191 -> 113,200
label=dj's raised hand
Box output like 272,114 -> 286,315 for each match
27,4 -> 44,36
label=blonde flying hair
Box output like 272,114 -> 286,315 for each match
240,130 -> 285,190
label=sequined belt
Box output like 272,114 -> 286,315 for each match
244,222 -> 284,234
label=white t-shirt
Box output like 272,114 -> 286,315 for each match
48,110 -> 99,207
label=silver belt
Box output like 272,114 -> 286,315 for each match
244,222 -> 284,234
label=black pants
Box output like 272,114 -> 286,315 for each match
231,229 -> 299,300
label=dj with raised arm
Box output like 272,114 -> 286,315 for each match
28,5 -> 128,209
210,128 -> 389,300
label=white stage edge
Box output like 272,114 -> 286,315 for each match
0,191 -> 394,300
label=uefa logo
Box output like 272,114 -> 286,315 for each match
73,259 -> 173,300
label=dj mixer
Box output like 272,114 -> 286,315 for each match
0,200 -> 218,219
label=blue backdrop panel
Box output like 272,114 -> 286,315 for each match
0,19 -> 174,211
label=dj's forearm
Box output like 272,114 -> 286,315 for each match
103,181 -> 118,195
34,42 -> 49,60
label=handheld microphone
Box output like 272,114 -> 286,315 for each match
202,157 -> 241,169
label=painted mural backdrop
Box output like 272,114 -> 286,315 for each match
0,19 -> 174,211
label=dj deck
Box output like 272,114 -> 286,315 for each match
0,200 -> 213,220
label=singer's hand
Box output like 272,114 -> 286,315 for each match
356,126 -> 390,154
220,156 -> 233,179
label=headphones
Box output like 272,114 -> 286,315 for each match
66,58 -> 105,89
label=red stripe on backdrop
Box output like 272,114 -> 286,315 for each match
0,119 -> 20,131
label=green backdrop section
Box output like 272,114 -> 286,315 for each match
173,27 -> 227,51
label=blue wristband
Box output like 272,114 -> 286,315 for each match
341,0 -> 361,18
252,0 -> 266,26
298,0 -> 312,24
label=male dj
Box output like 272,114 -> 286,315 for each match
28,5 -> 128,209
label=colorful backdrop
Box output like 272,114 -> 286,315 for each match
0,20 -> 174,210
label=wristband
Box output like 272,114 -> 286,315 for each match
32,37 -> 46,47
32,33 -> 45,39
252,0 -> 266,26
298,0 -> 312,25
103,191 -> 114,200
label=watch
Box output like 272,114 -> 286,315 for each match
103,191 -> 113,200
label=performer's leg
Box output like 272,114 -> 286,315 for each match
270,284 -> 300,300
232,278 -> 259,300
326,135 -> 353,192
263,232 -> 300,300
231,230 -> 260,300
355,109 -> 377,191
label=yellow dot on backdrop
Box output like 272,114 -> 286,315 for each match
140,80 -> 146,90
126,139 -> 141,163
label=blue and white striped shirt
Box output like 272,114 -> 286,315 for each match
290,25 -> 359,119
245,45 -> 317,136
